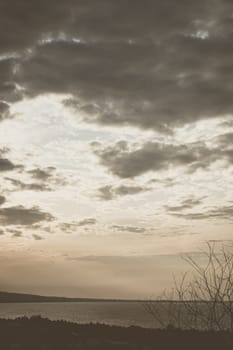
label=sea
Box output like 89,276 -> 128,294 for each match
0,302 -> 156,328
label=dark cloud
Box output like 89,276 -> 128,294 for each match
94,141 -> 213,178
170,204 -> 233,221
32,234 -> 43,241
0,148 -> 23,172
97,186 -> 114,201
30,224 -> 52,233
148,177 -> 177,187
0,205 -> 54,226
12,232 -> 23,238
217,132 -> 233,145
77,218 -> 97,226
216,132 -> 233,164
165,198 -> 203,212
98,184 -> 149,200
0,229 -> 4,235
0,158 -> 19,172
94,133 -> 233,178
59,218 -> 97,232
0,196 -> 6,206
2,165 -> 64,194
111,225 -> 146,234
7,229 -> 23,238
0,0 -> 73,53
5,177 -> 52,192
0,0 -> 213,53
0,101 -> 10,121
0,1 -> 233,130
28,167 -> 55,181
27,167 -> 67,188
59,223 -> 76,233
0,58 -> 22,107
115,185 -> 149,196
171,212 -> 210,220
21,31 -> 233,132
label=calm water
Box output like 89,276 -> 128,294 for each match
0,302 -> 156,328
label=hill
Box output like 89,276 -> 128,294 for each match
0,291 -> 101,303
0,291 -> 142,303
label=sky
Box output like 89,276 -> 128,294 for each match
0,0 -> 233,299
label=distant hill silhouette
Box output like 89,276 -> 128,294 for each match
0,291 -> 83,303
0,291 -> 143,303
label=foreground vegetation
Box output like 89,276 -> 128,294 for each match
0,316 -> 233,350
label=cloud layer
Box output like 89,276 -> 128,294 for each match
0,0 -> 233,133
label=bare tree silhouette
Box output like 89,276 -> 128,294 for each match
143,242 -> 233,332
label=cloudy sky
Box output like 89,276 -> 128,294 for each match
0,0 -> 233,299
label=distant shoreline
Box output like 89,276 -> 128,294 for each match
0,291 -> 152,303
0,291 -> 217,303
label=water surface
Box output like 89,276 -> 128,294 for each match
0,302 -> 156,328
